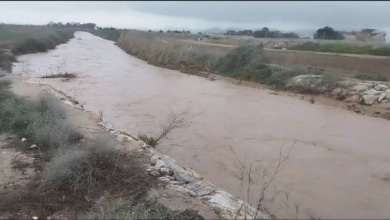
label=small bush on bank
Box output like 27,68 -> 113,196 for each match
40,136 -> 156,198
0,52 -> 16,72
0,91 -> 80,157
214,45 -> 315,89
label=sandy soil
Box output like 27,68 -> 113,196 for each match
0,134 -> 35,190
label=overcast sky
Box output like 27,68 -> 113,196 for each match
0,1 -> 389,34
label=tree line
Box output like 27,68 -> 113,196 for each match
224,27 -> 300,39
223,26 -> 351,40
47,22 -> 97,29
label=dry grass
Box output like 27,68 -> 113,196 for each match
117,30 -> 228,74
0,24 -> 75,71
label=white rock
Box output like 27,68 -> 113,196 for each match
362,94 -> 378,105
375,84 -> 388,91
21,138 -> 27,142
30,144 -> 37,149
154,159 -> 166,170
170,181 -> 185,185
386,90 -> 390,99
160,155 -> 184,172
32,216 -> 38,220
185,180 -> 215,196
351,84 -> 369,92
159,167 -> 170,176
151,155 -> 161,163
175,171 -> 195,183
158,176 -> 171,183
147,168 -> 160,177
364,89 -> 381,96
378,93 -> 387,103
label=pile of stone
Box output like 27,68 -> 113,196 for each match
287,74 -> 390,106
332,81 -> 390,105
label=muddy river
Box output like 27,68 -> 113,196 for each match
13,32 -> 390,219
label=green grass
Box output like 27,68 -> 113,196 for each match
288,42 -> 390,57
0,29 -> 15,40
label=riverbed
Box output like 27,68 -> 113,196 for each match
13,32 -> 390,219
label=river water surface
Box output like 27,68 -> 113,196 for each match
14,32 -> 390,219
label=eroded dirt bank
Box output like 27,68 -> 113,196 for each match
13,32 -> 390,219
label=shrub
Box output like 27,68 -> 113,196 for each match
0,86 -> 81,157
215,44 -> 267,76
0,52 -> 16,72
40,136 -> 156,197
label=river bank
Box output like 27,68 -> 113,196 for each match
13,31 -> 390,219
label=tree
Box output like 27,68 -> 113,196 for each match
237,29 -> 254,36
224,30 -> 238,35
313,26 -> 345,40
253,27 -> 270,38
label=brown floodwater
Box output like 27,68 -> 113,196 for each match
13,32 -> 390,219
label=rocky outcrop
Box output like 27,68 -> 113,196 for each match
342,81 -> 390,105
288,75 -> 390,106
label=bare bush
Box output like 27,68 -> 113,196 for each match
222,144 -> 293,219
138,108 -> 197,147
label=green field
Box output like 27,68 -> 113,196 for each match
288,42 -> 390,57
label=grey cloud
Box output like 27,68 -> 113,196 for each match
1,1 -> 389,33
126,1 -> 390,29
